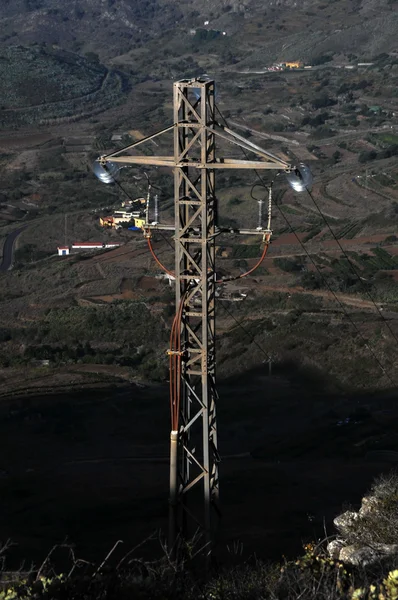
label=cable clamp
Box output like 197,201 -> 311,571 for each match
143,228 -> 152,239
166,350 -> 184,357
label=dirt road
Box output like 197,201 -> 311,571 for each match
263,283 -> 393,312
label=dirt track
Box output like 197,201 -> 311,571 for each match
262,284 -> 385,311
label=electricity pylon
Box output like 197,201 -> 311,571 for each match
96,77 -> 295,555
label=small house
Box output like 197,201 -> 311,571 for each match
72,242 -> 105,250
100,216 -> 115,228
71,242 -> 121,251
57,246 -> 70,256
284,61 -> 303,69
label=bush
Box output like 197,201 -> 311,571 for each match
312,126 -> 335,139
3,542 -> 396,600
6,473 -> 398,600
300,272 -> 322,290
312,54 -> 334,66
344,472 -> 398,546
303,228 -> 322,242
228,196 -> 243,206
311,94 -> 337,110
193,28 -> 221,41
0,328 -> 11,342
232,244 -> 261,259
274,257 -> 305,273
358,150 -> 377,163
14,244 -> 51,265
332,150 -> 342,163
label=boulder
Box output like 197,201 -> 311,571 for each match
339,543 -> 398,566
359,495 -> 382,516
333,511 -> 359,536
327,538 -> 346,560
339,544 -> 377,566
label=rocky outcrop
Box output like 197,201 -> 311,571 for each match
338,543 -> 398,567
333,510 -> 360,537
327,538 -> 346,560
328,495 -> 398,566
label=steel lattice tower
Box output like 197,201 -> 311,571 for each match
95,76 -> 297,556
169,79 -> 219,551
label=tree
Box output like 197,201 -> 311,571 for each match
311,95 -> 336,110
358,150 -> 377,163
74,7 -> 85,19
332,150 -> 341,163
85,52 -> 100,64
300,272 -> 322,290
311,54 -> 333,66
274,257 -> 305,273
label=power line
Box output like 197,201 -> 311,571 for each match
217,300 -> 271,364
263,180 -> 396,387
214,103 -> 396,388
158,230 -> 175,252
274,199 -> 395,387
217,275 -> 393,388
306,188 -> 398,347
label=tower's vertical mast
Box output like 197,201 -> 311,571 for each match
95,75 -> 301,561
170,78 -> 219,551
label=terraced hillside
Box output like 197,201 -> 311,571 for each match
0,46 -> 126,127
0,0 -> 397,65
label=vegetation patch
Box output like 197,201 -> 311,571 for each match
0,46 -> 126,127
4,531 -> 398,600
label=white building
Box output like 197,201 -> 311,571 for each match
57,246 -> 70,256
71,242 -> 121,250
112,210 -> 141,225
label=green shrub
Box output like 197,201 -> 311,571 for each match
274,257 -> 305,273
358,150 -> 377,163
300,272 -> 322,290
228,196 -> 243,206
232,244 -> 261,259
303,228 -> 322,242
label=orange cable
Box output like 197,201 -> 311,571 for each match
169,313 -> 177,428
147,237 -> 175,278
172,321 -> 178,427
216,233 -> 271,284
156,228 -> 270,428
174,295 -> 184,427
148,233 -> 271,284
169,294 -> 186,431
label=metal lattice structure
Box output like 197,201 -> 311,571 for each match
96,77 -> 298,555
170,79 -> 219,550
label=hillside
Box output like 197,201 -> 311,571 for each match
0,0 -> 397,65
1,0 -> 398,575
0,45 -> 127,127
1,0 -> 398,127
